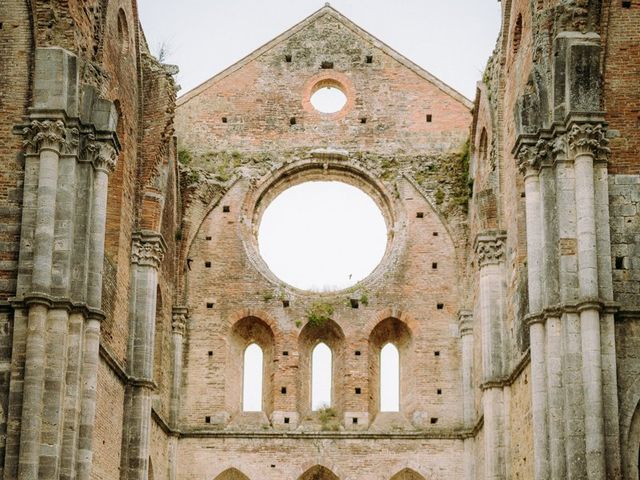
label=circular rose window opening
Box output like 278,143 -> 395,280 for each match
258,181 -> 387,291
310,82 -> 348,114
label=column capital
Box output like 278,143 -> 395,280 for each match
567,122 -> 609,160
21,119 -> 78,154
171,306 -> 189,336
474,232 -> 507,268
83,134 -> 118,173
131,231 -> 167,269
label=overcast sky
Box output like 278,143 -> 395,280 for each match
138,1 -> 502,100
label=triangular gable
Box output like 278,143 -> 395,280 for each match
177,5 -> 472,109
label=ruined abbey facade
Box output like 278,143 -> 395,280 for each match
0,0 -> 639,479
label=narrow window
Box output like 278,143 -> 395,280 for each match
380,343 -> 400,412
242,343 -> 263,411
311,342 -> 332,410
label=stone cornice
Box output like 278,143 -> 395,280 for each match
10,293 -> 106,321
131,231 -> 167,268
525,299 -> 620,326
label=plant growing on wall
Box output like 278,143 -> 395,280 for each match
306,302 -> 334,328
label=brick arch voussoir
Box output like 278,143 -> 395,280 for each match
364,308 -> 417,339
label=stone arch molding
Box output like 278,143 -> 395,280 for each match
239,157 -> 403,294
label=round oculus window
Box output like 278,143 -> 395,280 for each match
257,181 -> 387,291
310,85 -> 348,114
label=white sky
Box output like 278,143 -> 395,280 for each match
137,1 -> 501,100
258,181 -> 387,291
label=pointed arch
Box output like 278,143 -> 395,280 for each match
368,318 -> 412,416
213,468 -> 251,480
227,316 -> 275,416
390,467 -> 426,480
298,465 -> 339,480
298,318 -> 345,416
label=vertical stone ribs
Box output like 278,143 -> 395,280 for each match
513,31 -> 621,480
5,47 -> 119,480
120,232 -> 166,480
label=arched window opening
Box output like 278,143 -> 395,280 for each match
298,465 -> 339,480
390,468 -> 426,480
242,343 -> 263,412
380,343 -> 400,412
214,468 -> 251,480
311,342 -> 332,410
512,14 -> 523,56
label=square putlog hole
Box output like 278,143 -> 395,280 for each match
222,205 -> 230,213
204,261 -> 212,268
355,387 -> 362,395
352,417 -> 358,424
426,114 -> 433,122
365,55 -> 373,64
221,117 -> 228,123
281,387 -> 287,394
290,117 -> 297,125
436,303 -> 444,310
416,212 -> 424,218
355,350 -> 361,356
206,302 -> 214,309
282,300 -> 290,308
205,416 -> 211,423
622,0 -> 631,7
285,54 -> 292,62
321,61 -> 334,69
350,298 -> 359,309
430,417 -> 438,424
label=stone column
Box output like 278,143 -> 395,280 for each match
475,233 -> 506,480
121,232 -> 166,480
170,307 -> 188,427
568,123 -> 608,479
516,146 -> 550,480
76,141 -> 118,480
458,310 -> 474,480
18,119 -> 68,480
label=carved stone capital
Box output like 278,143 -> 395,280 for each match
131,232 -> 166,269
475,234 -> 506,268
22,119 -> 77,154
172,314 -> 187,335
458,310 -> 473,336
567,123 -> 609,160
84,135 -> 118,173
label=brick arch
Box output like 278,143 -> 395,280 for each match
297,464 -> 340,480
390,467 -> 426,480
226,309 -> 280,337
364,309 -> 418,338
213,467 -> 251,480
